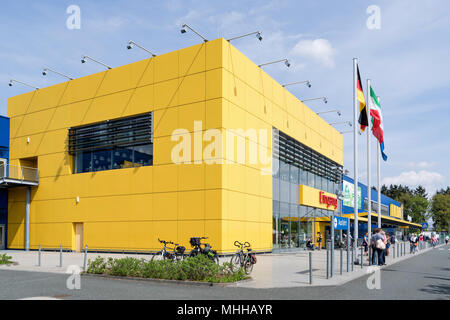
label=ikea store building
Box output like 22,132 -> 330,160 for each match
1,38 -> 419,253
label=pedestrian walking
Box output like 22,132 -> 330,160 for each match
380,230 -> 387,265
410,234 -> 417,254
370,228 -> 385,266
363,233 -> 369,256
385,233 -> 391,257
431,234 -> 438,248
445,235 -> 449,246
317,232 -> 323,251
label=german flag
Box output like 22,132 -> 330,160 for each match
356,65 -> 368,132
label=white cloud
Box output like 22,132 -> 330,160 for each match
291,39 -> 336,68
382,170 -> 444,194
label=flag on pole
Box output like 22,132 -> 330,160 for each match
356,65 -> 368,132
368,85 -> 388,161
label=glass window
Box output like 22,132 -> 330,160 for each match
307,171 -> 314,187
280,160 -> 289,181
280,180 -> 290,203
273,157 -> 279,178
133,145 -> 153,166
92,149 -> 112,172
289,165 -> 299,184
76,151 -> 92,173
112,147 -> 133,169
70,113 -> 153,174
273,177 -> 280,201
289,182 -> 299,204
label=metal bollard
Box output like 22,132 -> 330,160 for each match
309,252 -> 313,285
326,248 -> 329,279
346,243 -> 350,272
38,244 -> 41,267
351,247 -> 354,271
83,245 -> 88,271
59,244 -> 63,267
361,246 -> 363,268
340,247 -> 343,275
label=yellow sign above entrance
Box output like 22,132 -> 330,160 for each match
299,185 -> 338,211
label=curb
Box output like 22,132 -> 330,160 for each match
81,272 -> 253,287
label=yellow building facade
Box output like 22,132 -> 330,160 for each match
6,38 -> 343,253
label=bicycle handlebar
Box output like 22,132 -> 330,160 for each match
234,241 -> 251,249
158,238 -> 174,245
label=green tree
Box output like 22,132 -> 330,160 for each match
404,195 -> 429,223
430,193 -> 450,232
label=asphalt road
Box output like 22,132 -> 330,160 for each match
0,246 -> 449,300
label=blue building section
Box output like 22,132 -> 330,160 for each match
342,175 -> 403,239
342,175 -> 402,215
0,115 -> 10,249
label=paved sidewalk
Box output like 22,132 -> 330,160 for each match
0,241 -> 444,288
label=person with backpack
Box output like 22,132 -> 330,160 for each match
410,234 -> 417,254
370,228 -> 385,266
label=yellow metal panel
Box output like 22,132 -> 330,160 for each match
153,192 -> 178,220
154,50 -> 179,83
154,78 -> 180,110
205,38 -> 223,71
178,190 -> 204,220
178,163 -> 205,191
121,85 -> 154,116
96,59 -> 149,96
205,189 -> 222,220
153,106 -> 179,138
60,71 -> 107,105
179,43 -> 206,76
7,90 -> 36,118
178,102 -> 205,132
153,164 -> 178,193
205,98 -> 223,130
82,90 -> 134,125
179,73 -> 206,105
205,69 -> 222,100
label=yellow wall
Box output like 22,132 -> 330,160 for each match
7,38 -> 343,253
389,204 -> 402,219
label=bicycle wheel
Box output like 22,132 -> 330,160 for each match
244,257 -> 254,275
230,253 -> 241,272
151,251 -> 164,261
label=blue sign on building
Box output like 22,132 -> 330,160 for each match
333,216 -> 349,230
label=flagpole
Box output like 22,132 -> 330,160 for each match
377,96 -> 382,228
353,58 -> 359,256
367,79 -> 372,241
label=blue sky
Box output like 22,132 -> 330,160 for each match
1,0 -> 449,195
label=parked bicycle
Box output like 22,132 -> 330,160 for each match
189,237 -> 219,264
230,241 -> 257,275
152,238 -> 186,261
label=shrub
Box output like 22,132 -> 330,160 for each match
86,256 -> 107,274
86,254 -> 247,283
0,253 -> 13,265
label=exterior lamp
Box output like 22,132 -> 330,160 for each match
302,97 -> 328,104
8,79 -> 39,90
227,31 -> 262,42
258,59 -> 291,68
180,24 -> 208,42
316,110 -> 341,116
127,40 -> 157,57
282,80 -> 311,88
42,68 -> 73,80
81,55 -> 112,69
330,121 -> 352,127
340,130 -> 361,135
